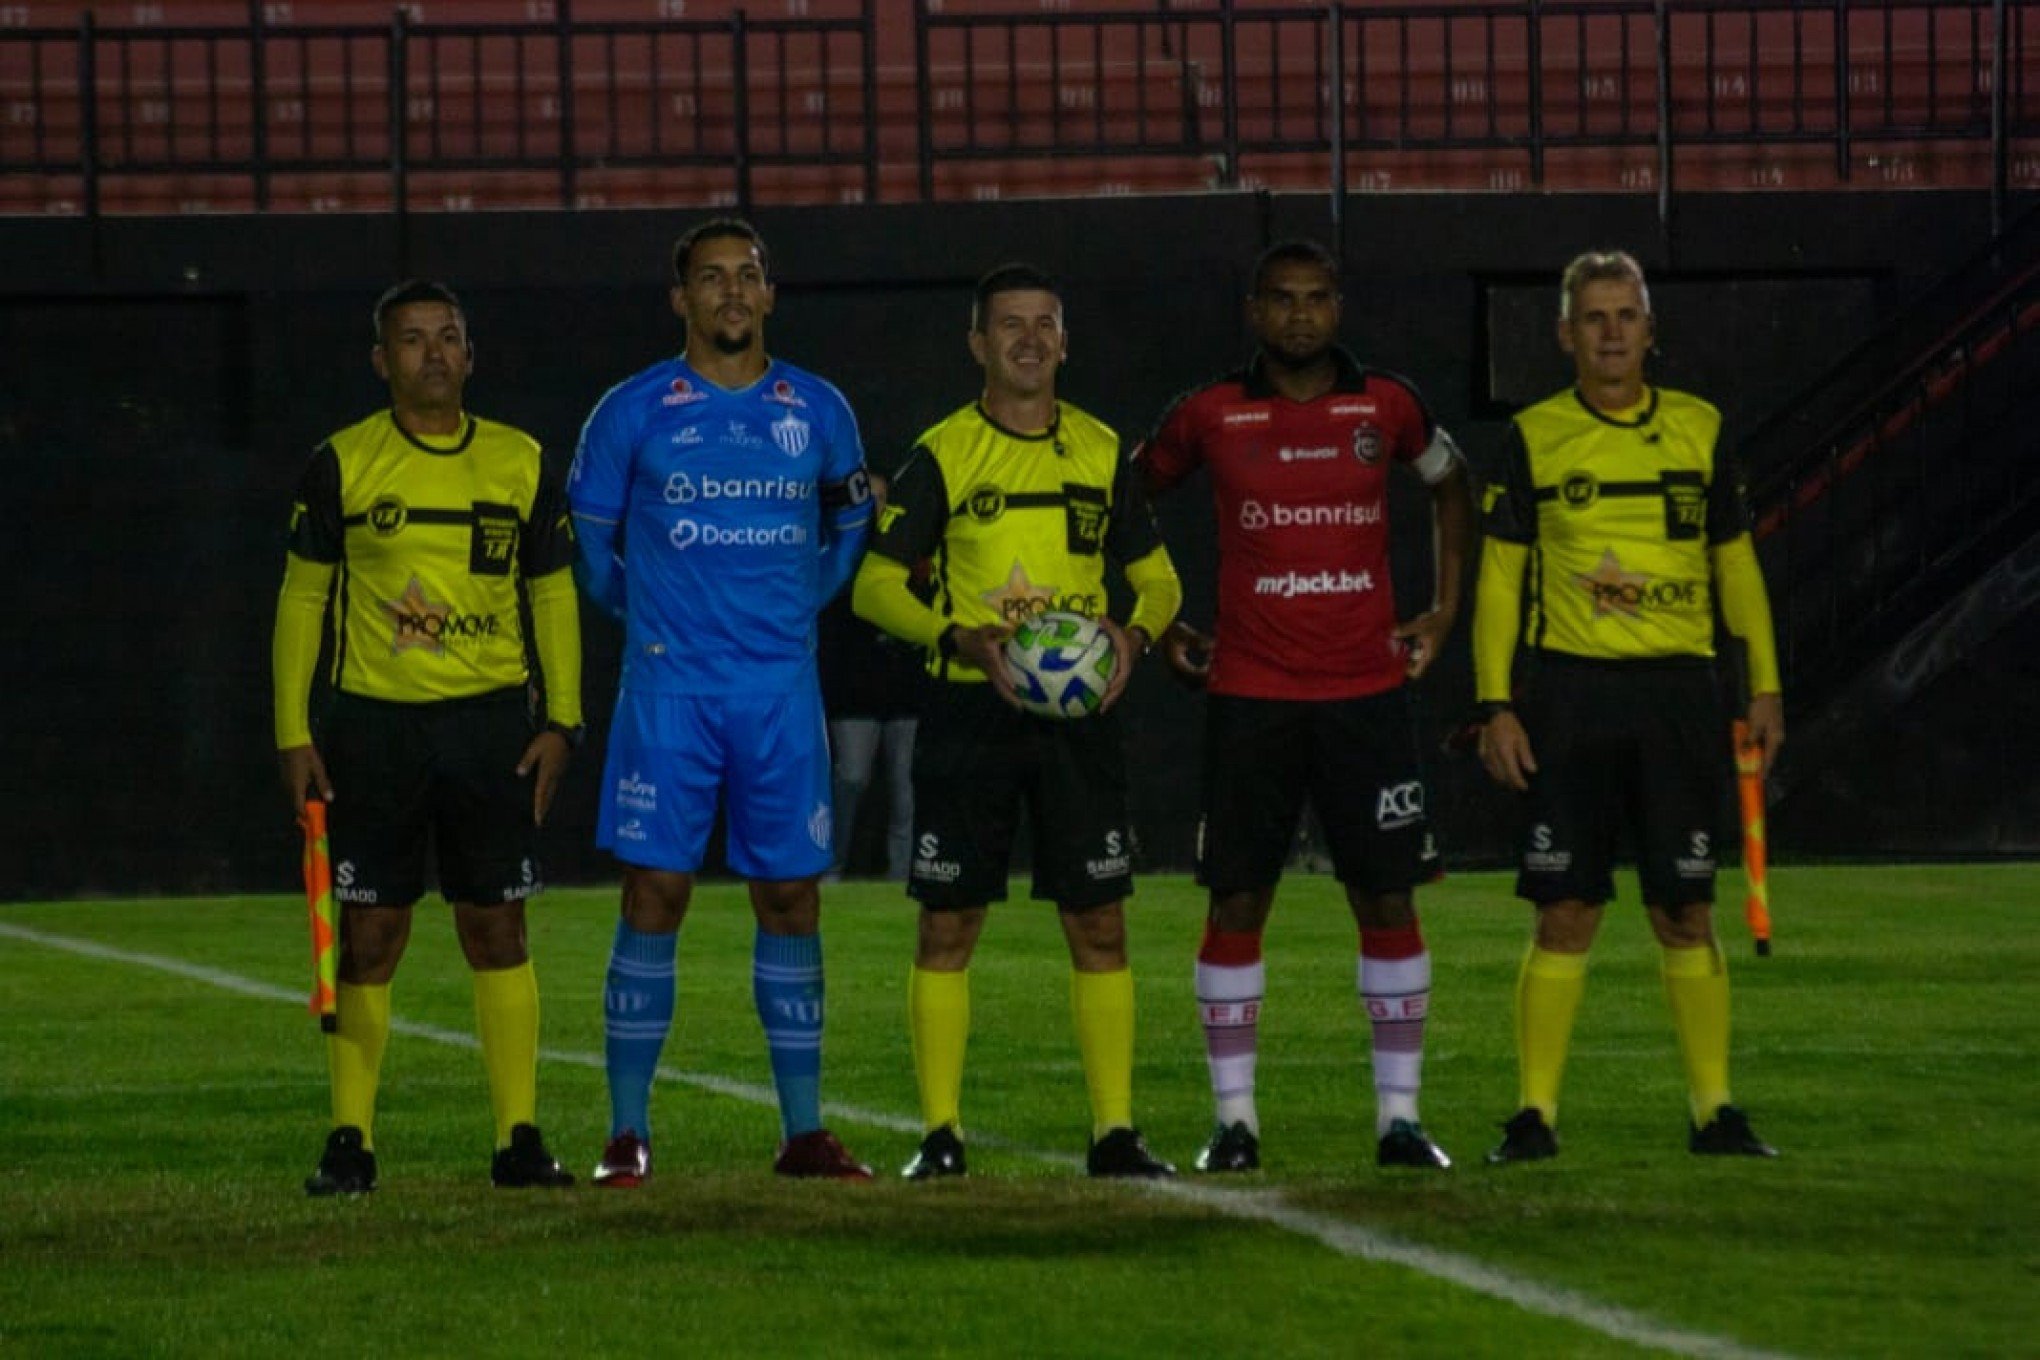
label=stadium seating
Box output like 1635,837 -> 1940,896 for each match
0,0 -> 2031,212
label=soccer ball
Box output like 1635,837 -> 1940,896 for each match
1003,611 -> 1118,719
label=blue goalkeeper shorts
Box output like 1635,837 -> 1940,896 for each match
596,682 -> 834,880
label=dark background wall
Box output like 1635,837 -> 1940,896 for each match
0,190 -> 2021,899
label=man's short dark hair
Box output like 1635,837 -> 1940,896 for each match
1251,239 -> 1341,295
971,262 -> 1061,332
371,279 -> 463,342
671,217 -> 771,283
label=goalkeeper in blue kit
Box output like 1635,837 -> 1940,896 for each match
568,218 -> 876,1182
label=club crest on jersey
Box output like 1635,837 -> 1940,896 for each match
766,379 -> 808,408
771,411 -> 811,457
1351,423 -> 1386,464
662,378 -> 709,407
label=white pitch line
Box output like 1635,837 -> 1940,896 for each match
2,920 -> 1796,1360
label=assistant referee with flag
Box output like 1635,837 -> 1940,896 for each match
273,280 -> 583,1195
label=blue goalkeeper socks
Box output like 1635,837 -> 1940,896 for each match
604,920 -> 677,1140
753,930 -> 825,1139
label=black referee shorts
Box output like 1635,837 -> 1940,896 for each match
907,681 -> 1132,911
1514,655 -> 1725,908
321,688 -> 544,908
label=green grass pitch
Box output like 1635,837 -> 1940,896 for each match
2,864 -> 2035,1358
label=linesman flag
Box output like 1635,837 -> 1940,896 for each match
1732,720 -> 1774,957
300,798 -> 339,1030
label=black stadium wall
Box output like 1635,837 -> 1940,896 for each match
0,189 -> 2027,899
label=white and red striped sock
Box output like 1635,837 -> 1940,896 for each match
1360,924 -> 1431,1137
1196,927 -> 1266,1133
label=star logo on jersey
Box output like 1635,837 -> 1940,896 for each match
982,560 -> 1060,624
382,575 -> 453,654
1574,549 -> 1653,616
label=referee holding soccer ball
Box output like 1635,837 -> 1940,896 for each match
852,262 -> 1183,1181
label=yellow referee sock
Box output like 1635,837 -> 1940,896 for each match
1516,947 -> 1589,1120
1661,943 -> 1733,1125
473,961 -> 540,1149
1071,966 -> 1136,1137
908,965 -> 970,1133
329,980 -> 391,1149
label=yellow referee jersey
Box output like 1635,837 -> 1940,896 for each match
860,401 -> 1177,680
1483,386 -> 1747,662
276,410 -> 578,724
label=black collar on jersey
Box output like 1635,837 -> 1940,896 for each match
1570,385 -> 1661,431
390,410 -> 478,456
974,400 -> 1067,453
1240,346 -> 1368,400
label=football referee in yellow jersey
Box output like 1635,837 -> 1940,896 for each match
273,281 -> 584,1194
854,263 -> 1182,1179
1472,250 -> 1784,1163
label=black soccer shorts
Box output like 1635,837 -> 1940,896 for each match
321,688 -> 544,908
1196,688 -> 1441,897
906,681 -> 1133,912
1512,655 -> 1725,908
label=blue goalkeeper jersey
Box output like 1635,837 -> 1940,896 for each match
569,356 -> 872,695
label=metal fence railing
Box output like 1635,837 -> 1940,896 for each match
1745,201 -> 2040,702
0,0 -> 879,217
914,1 -> 2035,220
0,0 -> 2032,220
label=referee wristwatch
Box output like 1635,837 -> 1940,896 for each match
544,720 -> 586,750
1474,701 -> 1513,722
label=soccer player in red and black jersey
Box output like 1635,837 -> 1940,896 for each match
1135,239 -> 1475,1172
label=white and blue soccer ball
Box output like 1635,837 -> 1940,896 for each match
1003,611 -> 1118,720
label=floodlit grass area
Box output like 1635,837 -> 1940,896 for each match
3,864 -> 2036,1358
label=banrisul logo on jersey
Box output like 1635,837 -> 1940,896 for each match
663,471 -> 813,505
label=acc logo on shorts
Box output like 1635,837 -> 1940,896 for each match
1375,781 -> 1425,829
